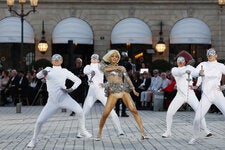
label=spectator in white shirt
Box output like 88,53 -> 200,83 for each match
140,69 -> 162,108
160,72 -> 170,90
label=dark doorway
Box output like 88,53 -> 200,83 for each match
52,43 -> 94,70
0,43 -> 35,71
111,43 -> 153,71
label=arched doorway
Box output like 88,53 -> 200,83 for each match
0,17 -> 35,71
169,17 -> 211,66
52,17 -> 94,70
110,17 -> 153,71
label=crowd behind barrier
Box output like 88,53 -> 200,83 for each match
0,59 -> 223,114
0,68 -> 48,106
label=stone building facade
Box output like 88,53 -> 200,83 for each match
0,0 -> 224,71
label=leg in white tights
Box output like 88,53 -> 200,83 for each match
162,94 -> 184,137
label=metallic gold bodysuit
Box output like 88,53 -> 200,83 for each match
100,61 -> 134,96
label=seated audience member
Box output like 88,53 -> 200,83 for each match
137,71 -> 151,93
160,72 -> 170,91
136,71 -> 151,109
140,69 -> 162,108
5,69 -> 20,105
0,70 -> 10,105
160,75 -> 177,110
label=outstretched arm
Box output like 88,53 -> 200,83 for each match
83,65 -> 91,75
36,67 -> 51,79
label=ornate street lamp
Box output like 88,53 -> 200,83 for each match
218,0 -> 225,8
218,0 -> 225,12
6,0 -> 38,70
126,42 -> 131,49
38,20 -> 48,54
155,21 -> 166,54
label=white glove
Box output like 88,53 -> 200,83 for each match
61,88 -> 74,93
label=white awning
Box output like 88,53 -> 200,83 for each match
52,18 -> 93,44
170,18 -> 211,44
0,17 -> 34,43
111,18 -> 152,44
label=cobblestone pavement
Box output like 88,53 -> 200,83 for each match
0,103 -> 225,150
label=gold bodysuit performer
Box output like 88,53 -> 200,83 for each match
96,49 -> 149,140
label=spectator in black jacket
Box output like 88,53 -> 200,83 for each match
5,69 -> 20,105
69,58 -> 88,116
17,70 -> 29,105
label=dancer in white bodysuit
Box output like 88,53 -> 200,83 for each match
76,54 -> 124,138
162,56 -> 211,138
189,48 -> 225,144
27,54 -> 92,148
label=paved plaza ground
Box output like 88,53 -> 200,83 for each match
0,103 -> 225,150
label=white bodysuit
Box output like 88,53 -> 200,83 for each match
83,63 -> 124,135
192,60 -> 225,138
30,66 -> 91,141
163,65 -> 210,136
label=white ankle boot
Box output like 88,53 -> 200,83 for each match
80,129 -> 92,138
188,138 -> 197,145
27,139 -> 38,148
162,131 -> 171,138
76,132 -> 82,138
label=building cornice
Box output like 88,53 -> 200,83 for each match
0,0 -> 218,4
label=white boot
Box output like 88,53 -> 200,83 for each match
27,139 -> 38,148
162,131 -> 171,138
204,129 -> 212,137
78,114 -> 92,138
80,128 -> 92,138
76,132 -> 82,138
118,129 -> 125,136
188,138 -> 197,145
